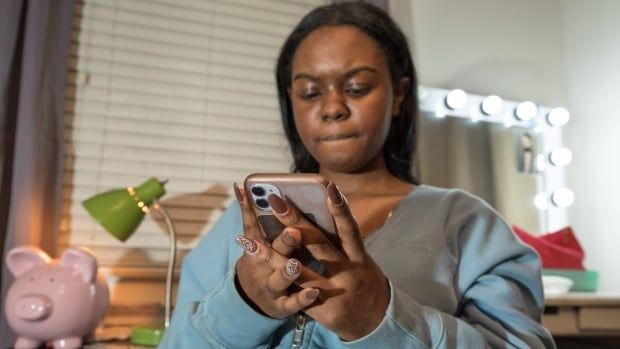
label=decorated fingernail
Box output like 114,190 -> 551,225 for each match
306,289 -> 320,301
267,194 -> 288,214
235,235 -> 258,255
233,183 -> 244,204
327,182 -> 344,206
282,229 -> 295,246
285,259 -> 300,276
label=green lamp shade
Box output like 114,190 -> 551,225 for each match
82,177 -> 166,242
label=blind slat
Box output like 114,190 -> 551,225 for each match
62,0 -> 325,269
65,109 -> 282,133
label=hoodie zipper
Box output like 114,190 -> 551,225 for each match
291,313 -> 307,348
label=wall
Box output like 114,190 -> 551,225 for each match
561,0 -> 620,292
394,0 -> 565,230
394,0 -> 620,292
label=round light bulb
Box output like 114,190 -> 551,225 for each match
481,95 -> 503,115
549,148 -> 573,167
551,188 -> 575,208
445,89 -> 467,110
515,101 -> 538,121
547,107 -> 570,127
534,193 -> 549,210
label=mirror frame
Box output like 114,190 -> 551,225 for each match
418,86 -> 570,233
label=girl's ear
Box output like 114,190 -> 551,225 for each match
392,77 -> 410,117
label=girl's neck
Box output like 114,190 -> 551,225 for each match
319,156 -> 412,196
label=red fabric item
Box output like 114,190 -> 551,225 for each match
513,226 -> 585,270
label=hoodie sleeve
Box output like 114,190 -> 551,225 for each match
341,191 -> 556,349
158,204 -> 288,349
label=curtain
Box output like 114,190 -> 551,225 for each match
0,0 -> 75,344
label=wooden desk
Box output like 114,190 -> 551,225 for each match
544,292 -> 620,336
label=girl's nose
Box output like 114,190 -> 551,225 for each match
321,91 -> 349,122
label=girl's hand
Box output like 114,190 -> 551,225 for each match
233,183 -> 323,319
266,183 -> 390,341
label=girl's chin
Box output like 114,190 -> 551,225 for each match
317,156 -> 371,174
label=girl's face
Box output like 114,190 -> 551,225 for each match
289,26 -> 407,174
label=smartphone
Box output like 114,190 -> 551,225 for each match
243,172 -> 340,252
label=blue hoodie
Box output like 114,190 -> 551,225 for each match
159,186 -> 556,348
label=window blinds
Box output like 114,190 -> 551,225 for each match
61,0 -> 327,270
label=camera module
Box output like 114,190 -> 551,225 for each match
255,198 -> 269,209
251,186 -> 266,197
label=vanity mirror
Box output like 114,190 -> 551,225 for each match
416,86 -> 572,233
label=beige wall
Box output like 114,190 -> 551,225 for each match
395,0 -> 565,230
394,0 -> 620,291
561,0 -> 620,292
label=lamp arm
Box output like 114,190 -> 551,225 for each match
153,198 -> 176,329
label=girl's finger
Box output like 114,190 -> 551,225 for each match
235,235 -> 277,266
234,183 -> 264,242
276,287 -> 321,316
271,227 -> 300,258
267,194 -> 344,263
235,235 -> 324,284
326,182 -> 366,262
265,259 -> 301,295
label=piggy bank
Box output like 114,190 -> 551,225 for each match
4,246 -> 109,349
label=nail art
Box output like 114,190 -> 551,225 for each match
235,235 -> 258,255
233,183 -> 244,204
327,182 -> 344,206
285,259 -> 300,276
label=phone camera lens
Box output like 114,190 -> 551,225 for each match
251,186 -> 266,196
255,198 -> 269,209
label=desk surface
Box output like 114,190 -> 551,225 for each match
545,292 -> 620,306
543,292 -> 620,337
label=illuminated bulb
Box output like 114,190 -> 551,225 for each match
515,101 -> 538,121
551,188 -> 574,208
549,148 -> 573,167
547,107 -> 570,127
481,95 -> 503,115
445,89 -> 467,110
534,193 -> 549,210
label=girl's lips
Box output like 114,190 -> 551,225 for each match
318,133 -> 359,142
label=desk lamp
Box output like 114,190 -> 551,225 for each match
82,177 -> 177,346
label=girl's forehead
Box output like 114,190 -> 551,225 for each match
292,26 -> 387,74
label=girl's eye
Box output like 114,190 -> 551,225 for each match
299,91 -> 321,100
346,86 -> 370,97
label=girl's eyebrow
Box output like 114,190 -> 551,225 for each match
343,66 -> 378,79
293,66 -> 378,82
293,72 -> 318,82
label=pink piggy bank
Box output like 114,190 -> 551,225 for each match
4,246 -> 109,349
